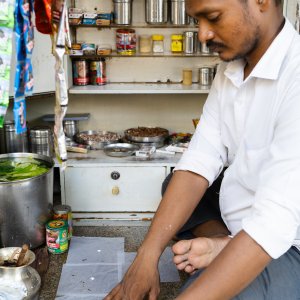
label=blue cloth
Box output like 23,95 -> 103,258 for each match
180,247 -> 300,299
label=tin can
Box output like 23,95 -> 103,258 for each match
116,29 -> 136,55
198,67 -> 214,86
90,59 -> 107,85
46,220 -> 69,254
53,204 -> 73,239
82,43 -> 96,55
73,59 -> 89,86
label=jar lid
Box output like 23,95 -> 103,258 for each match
171,35 -> 183,40
152,34 -> 164,41
53,204 -> 71,214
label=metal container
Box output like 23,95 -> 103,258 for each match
199,67 -> 214,86
0,153 -> 54,248
29,126 -> 54,157
183,31 -> 198,54
170,0 -> 189,25
0,247 -> 41,300
89,59 -> 107,85
113,0 -> 132,25
4,120 -> 28,153
200,42 -> 211,54
145,0 -> 168,24
0,126 -> 5,154
63,120 -> 79,140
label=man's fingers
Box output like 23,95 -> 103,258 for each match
173,252 -> 189,264
184,264 -> 196,274
175,259 -> 191,270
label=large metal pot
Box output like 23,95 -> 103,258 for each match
0,153 -> 54,248
0,247 -> 41,299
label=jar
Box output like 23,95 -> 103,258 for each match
145,0 -> 168,24
170,0 -> 189,25
139,35 -> 152,53
113,0 -> 133,25
171,34 -> 183,53
152,34 -> 164,53
116,28 -> 136,55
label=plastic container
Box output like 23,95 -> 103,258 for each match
152,34 -> 164,53
139,35 -> 152,53
171,34 -> 183,53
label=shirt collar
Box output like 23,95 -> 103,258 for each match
224,18 -> 296,86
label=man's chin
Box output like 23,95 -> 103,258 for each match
218,52 -> 241,62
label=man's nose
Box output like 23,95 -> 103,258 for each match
197,21 -> 214,43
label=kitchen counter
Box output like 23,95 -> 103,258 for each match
38,225 -> 186,300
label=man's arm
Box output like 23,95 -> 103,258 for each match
176,230 -> 272,300
105,170 -> 209,300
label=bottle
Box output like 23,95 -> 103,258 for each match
171,34 -> 183,53
152,34 -> 164,53
139,35 -> 152,53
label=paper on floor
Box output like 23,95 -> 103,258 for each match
56,263 -> 119,299
66,236 -> 124,265
118,247 -> 180,282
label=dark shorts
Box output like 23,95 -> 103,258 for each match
161,171 -> 225,239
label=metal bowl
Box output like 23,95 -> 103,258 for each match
124,127 -> 169,143
103,143 -> 140,157
75,130 -> 120,150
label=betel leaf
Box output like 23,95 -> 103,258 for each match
0,157 -> 50,182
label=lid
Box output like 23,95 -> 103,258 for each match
183,31 -> 195,37
53,204 -> 71,214
171,34 -> 183,40
116,28 -> 135,34
30,126 -> 51,138
152,34 -> 164,41
46,220 -> 68,230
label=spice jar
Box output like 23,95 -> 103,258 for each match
152,34 -> 164,53
139,35 -> 152,53
171,34 -> 183,53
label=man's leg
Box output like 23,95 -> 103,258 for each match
161,171 -> 230,239
180,247 -> 300,299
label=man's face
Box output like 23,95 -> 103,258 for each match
187,0 -> 261,62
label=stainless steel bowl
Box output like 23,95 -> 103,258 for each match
104,143 -> 140,157
75,130 -> 120,150
124,127 -> 169,143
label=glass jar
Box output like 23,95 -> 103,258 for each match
139,35 -> 152,53
152,34 -> 164,53
171,34 -> 183,53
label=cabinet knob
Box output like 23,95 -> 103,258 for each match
112,186 -> 120,195
111,171 -> 120,180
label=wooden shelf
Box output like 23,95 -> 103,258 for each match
68,83 -> 210,94
69,23 -> 198,29
69,52 -> 218,59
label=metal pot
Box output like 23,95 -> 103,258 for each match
0,247 -> 41,300
0,153 -> 54,248
145,0 -> 168,24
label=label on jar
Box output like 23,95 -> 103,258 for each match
46,220 -> 69,254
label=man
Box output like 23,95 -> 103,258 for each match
105,0 -> 300,299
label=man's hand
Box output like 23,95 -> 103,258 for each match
104,253 -> 160,300
172,236 -> 231,274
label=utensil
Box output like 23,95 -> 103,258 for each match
104,143 -> 140,157
16,244 -> 29,267
75,130 -> 120,150
124,127 -> 169,143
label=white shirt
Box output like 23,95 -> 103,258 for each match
175,19 -> 300,259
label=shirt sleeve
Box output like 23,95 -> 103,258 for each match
242,78 -> 300,259
174,66 -> 228,186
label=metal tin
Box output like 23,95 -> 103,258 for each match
116,29 -> 136,55
46,220 -> 69,254
199,67 -> 214,86
73,60 -> 89,86
29,126 -> 54,157
63,120 -> 79,139
3,120 -> 28,153
170,0 -> 189,25
113,0 -> 132,25
145,0 -> 168,24
200,42 -> 211,54
82,43 -> 96,55
53,205 -> 73,240
90,59 -> 107,85
183,31 -> 198,54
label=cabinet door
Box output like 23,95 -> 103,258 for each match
64,166 -> 166,212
